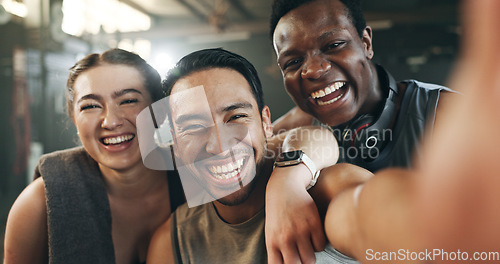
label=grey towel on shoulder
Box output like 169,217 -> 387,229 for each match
35,146 -> 115,264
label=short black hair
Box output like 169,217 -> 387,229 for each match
269,0 -> 366,40
162,48 -> 264,113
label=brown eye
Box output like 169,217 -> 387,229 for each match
283,58 -> 303,71
227,114 -> 248,122
80,104 -> 99,111
181,124 -> 207,135
121,99 -> 138,105
324,41 -> 345,52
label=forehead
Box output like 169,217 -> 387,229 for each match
171,68 -> 256,104
169,68 -> 258,116
73,64 -> 147,97
273,0 -> 353,49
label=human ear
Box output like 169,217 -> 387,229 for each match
261,106 -> 273,138
362,26 -> 374,59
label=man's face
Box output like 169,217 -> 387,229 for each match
273,0 -> 378,126
170,68 -> 273,206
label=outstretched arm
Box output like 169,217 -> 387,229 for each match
326,0 -> 500,260
414,0 -> 500,254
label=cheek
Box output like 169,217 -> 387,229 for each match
125,107 -> 147,124
74,116 -> 93,134
284,74 -> 299,91
175,138 -> 202,160
284,78 -> 305,103
247,127 -> 266,152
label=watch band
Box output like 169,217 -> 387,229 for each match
306,169 -> 321,190
274,150 -> 319,190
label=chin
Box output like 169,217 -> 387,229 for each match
216,190 -> 251,206
214,179 -> 257,206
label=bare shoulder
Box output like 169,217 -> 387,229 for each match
147,217 -> 175,264
4,177 -> 48,264
272,106 -> 314,134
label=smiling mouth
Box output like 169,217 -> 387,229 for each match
101,134 -> 134,145
310,81 -> 346,106
207,157 -> 246,180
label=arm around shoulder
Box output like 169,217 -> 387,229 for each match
147,217 -> 176,264
272,106 -> 315,134
4,177 -> 48,264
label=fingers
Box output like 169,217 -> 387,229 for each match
267,229 -> 319,264
310,225 -> 326,252
296,234 -> 318,264
267,247 -> 284,264
281,243 -> 303,264
309,209 -> 326,252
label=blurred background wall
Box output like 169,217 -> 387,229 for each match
0,0 -> 459,259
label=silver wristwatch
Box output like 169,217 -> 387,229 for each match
274,150 -> 320,190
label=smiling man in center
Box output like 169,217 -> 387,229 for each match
146,48 -> 372,264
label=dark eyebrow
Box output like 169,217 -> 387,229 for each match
173,102 -> 253,125
77,94 -> 101,104
278,29 -> 342,60
318,30 -> 336,42
76,89 -> 143,104
174,113 -> 210,126
278,50 -> 297,61
113,88 -> 143,98
219,102 -> 253,113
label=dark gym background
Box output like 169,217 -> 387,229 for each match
0,0 -> 460,259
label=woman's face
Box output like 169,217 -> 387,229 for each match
71,64 -> 153,172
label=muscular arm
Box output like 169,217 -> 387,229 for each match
146,217 -> 175,264
265,126 -> 372,264
325,169 -> 417,260
4,177 -> 49,264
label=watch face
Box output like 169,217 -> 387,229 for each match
278,150 -> 303,161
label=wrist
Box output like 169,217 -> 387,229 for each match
269,164 -> 312,189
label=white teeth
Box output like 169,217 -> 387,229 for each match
317,93 -> 343,106
103,135 -> 133,145
311,81 -> 345,99
208,158 -> 245,180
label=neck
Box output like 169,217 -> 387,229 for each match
358,63 -> 385,116
212,157 -> 274,224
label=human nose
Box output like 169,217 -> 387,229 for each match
301,55 -> 331,80
205,124 -> 242,155
101,106 -> 124,130
205,124 -> 224,155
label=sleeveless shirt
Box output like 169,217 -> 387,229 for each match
322,68 -> 452,172
171,202 -> 359,264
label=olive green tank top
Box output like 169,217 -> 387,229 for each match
171,203 -> 359,264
